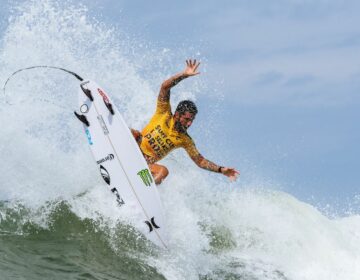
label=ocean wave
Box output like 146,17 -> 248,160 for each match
1,1 -> 360,279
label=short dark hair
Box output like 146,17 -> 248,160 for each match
175,100 -> 198,115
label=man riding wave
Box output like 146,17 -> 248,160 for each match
132,59 -> 240,184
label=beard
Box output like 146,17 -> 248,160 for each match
174,120 -> 187,133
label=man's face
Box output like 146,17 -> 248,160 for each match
174,111 -> 196,132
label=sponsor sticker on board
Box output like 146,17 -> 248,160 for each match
97,115 -> 109,135
137,169 -> 153,186
96,154 -> 114,165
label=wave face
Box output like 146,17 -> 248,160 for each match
1,1 -> 360,279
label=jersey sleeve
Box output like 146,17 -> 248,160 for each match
156,99 -> 171,115
183,137 -> 200,159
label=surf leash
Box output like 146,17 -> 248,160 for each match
2,65 -> 84,105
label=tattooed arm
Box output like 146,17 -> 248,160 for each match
158,59 -> 200,102
188,150 -> 240,182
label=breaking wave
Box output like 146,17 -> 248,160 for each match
0,1 -> 359,279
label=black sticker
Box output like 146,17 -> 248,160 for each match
100,165 -> 110,185
111,187 -> 125,207
145,217 -> 160,232
97,154 -> 114,165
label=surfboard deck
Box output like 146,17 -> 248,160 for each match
76,80 -> 167,249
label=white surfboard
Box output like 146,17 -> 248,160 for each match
76,80 -> 167,249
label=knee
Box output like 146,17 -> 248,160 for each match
153,165 -> 169,185
159,165 -> 169,179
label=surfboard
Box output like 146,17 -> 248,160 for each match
75,80 -> 167,249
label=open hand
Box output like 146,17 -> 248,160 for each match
184,59 -> 200,77
221,167 -> 240,182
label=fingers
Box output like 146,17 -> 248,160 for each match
228,168 -> 240,174
223,167 -> 240,181
194,61 -> 200,72
229,175 -> 238,182
185,59 -> 201,69
186,59 -> 193,67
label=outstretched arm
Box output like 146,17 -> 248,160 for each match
158,59 -> 200,102
190,153 -> 240,182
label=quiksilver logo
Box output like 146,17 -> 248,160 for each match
97,154 -> 114,165
100,165 -> 110,185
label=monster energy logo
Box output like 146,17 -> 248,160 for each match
137,169 -> 152,186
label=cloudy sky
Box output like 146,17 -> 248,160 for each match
1,0 -> 359,214
86,0 -> 360,213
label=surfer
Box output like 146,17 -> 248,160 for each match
132,59 -> 240,184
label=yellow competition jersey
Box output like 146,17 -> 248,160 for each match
140,99 -> 199,162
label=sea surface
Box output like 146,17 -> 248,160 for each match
1,1 -> 360,279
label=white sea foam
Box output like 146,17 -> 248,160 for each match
0,1 -> 359,279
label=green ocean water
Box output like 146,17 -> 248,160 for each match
0,200 -> 278,280
0,202 -> 165,280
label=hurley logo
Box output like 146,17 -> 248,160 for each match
137,169 -> 153,186
145,217 -> 160,232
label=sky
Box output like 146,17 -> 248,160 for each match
1,0 -> 359,215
